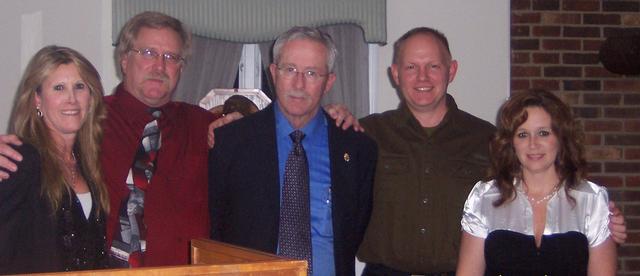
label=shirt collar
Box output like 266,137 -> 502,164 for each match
274,101 -> 326,141
397,93 -> 462,136
112,83 -> 176,125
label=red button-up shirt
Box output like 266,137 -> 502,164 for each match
102,84 -> 215,266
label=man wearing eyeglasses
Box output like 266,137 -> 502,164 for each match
0,11 -> 211,267
0,12 -> 362,268
99,11 -> 214,267
209,26 -> 377,276
0,11 -> 212,267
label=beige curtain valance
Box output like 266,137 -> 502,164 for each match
112,0 -> 387,44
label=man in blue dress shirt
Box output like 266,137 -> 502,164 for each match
208,26 -> 377,276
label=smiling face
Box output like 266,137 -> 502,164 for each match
513,107 -> 560,177
391,33 -> 458,117
35,63 -> 91,142
120,27 -> 184,107
269,38 -> 336,128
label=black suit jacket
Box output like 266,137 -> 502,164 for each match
1,143 -> 108,274
209,104 -> 377,275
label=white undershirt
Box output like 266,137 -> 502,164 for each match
76,192 -> 93,219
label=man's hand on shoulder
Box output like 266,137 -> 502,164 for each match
0,134 -> 24,181
324,103 -> 364,132
609,201 -> 627,244
207,111 -> 244,148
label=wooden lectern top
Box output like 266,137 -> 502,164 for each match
25,239 -> 306,276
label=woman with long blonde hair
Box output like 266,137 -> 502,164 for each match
0,45 -> 109,273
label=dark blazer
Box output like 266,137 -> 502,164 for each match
0,143 -> 55,273
0,143 -> 107,274
209,104 -> 377,275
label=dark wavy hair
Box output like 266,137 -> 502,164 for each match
490,89 -> 586,206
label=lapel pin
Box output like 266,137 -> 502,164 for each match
343,153 -> 350,162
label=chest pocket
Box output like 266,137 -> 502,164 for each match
448,152 -> 489,182
379,157 -> 409,175
451,161 -> 486,181
374,155 -> 410,202
445,158 -> 489,208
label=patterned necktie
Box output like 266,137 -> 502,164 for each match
132,109 -> 162,188
278,130 -> 313,275
110,108 -> 162,267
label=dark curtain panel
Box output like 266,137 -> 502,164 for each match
172,35 -> 243,105
258,24 -> 369,117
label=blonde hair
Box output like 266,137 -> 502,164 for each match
12,45 -> 109,215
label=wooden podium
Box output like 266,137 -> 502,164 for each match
189,238 -> 307,275
33,239 -> 307,275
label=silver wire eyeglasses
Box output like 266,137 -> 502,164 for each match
276,65 -> 329,82
129,48 -> 185,65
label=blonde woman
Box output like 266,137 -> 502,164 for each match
0,45 -> 108,273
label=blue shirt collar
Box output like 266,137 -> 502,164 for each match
274,101 -> 326,141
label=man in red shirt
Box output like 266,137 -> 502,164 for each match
0,11 -> 358,267
100,12 -> 214,266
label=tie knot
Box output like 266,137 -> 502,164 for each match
148,108 -> 162,119
289,130 -> 305,144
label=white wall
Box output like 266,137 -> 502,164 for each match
0,0 -> 509,132
357,1 -> 509,272
0,0 -> 509,273
374,0 -> 511,123
0,0 -> 117,133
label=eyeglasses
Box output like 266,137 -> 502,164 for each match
129,48 -> 185,65
276,65 -> 328,82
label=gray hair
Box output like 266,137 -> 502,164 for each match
115,11 -> 191,64
272,26 -> 338,72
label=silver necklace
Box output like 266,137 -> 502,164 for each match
523,181 -> 560,205
64,152 -> 78,188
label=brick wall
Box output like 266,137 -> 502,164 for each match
511,0 -> 640,274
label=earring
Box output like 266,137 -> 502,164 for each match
36,106 -> 43,118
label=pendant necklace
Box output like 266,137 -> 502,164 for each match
65,152 -> 78,188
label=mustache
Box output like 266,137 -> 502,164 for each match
284,90 -> 309,99
144,72 -> 169,82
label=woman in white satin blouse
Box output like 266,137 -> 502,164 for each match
456,89 -> 616,276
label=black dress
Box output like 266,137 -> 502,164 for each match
0,143 -> 107,274
484,230 -> 588,275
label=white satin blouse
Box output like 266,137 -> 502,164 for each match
461,179 -> 611,247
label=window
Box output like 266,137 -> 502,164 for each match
238,44 -> 262,89
234,44 -> 274,99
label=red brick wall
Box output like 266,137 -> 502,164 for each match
511,0 -> 640,273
